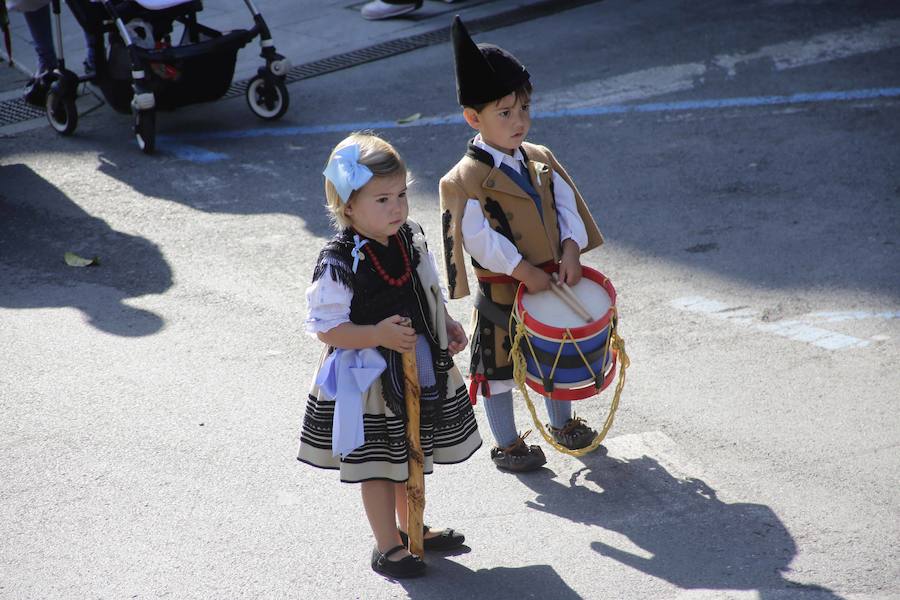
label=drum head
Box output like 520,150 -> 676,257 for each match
521,276 -> 612,328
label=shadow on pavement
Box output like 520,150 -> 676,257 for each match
9,0 -> 898,299
95,133 -> 336,237
518,454 -> 845,599
0,164 -> 169,336
400,562 -> 582,600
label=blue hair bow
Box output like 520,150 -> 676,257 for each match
323,144 -> 373,204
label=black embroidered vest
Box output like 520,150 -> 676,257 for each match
311,225 -> 448,421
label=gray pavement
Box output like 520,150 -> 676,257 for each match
0,58 -> 30,93
2,0 -> 900,599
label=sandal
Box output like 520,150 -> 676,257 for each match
398,525 -> 466,551
370,545 -> 426,579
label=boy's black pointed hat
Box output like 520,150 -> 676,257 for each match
451,16 -> 530,106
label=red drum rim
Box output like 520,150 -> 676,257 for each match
515,266 -> 618,339
525,350 -> 618,400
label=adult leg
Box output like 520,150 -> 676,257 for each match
82,30 -> 99,74
23,4 -> 58,73
22,5 -> 58,105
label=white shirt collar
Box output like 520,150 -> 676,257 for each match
473,135 -> 526,172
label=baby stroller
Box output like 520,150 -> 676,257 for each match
45,0 -> 291,153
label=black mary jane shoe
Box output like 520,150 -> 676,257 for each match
399,525 -> 466,551
371,545 -> 426,579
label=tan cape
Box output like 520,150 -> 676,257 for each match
439,140 -> 604,381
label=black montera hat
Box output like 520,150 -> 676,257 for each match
452,16 -> 530,107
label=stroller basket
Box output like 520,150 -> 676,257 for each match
104,26 -> 253,112
139,28 -> 255,62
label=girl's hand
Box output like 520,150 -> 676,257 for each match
375,315 -> 416,353
445,317 -> 468,355
557,239 -> 583,286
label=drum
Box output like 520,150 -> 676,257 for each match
513,267 -> 618,400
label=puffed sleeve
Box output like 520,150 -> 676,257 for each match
461,199 -> 523,275
304,266 -> 353,336
552,172 -> 589,250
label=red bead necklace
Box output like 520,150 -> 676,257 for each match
363,235 -> 412,287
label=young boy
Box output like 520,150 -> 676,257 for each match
440,17 -> 605,472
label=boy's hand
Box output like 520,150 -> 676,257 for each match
445,317 -> 468,355
521,262 -> 551,293
375,315 -> 417,354
557,239 -> 583,286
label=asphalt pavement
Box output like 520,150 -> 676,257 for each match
1,1 -> 899,599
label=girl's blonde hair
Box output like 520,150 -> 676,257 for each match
324,132 -> 407,229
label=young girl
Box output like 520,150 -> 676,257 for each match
297,132 -> 482,579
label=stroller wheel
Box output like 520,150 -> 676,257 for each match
246,75 -> 289,121
134,109 -> 156,154
45,90 -> 78,136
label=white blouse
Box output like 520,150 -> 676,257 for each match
305,266 -> 353,336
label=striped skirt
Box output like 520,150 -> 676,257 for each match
297,339 -> 482,483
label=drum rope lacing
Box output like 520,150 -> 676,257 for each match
508,287 -> 630,457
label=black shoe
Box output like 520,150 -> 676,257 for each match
490,431 -> 547,472
23,72 -> 52,107
549,416 -> 598,450
399,525 -> 465,551
371,545 -> 426,579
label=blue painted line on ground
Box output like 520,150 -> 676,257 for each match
537,87 -> 900,118
163,142 -> 230,163
159,86 -> 900,162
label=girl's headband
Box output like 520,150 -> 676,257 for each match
323,143 -> 373,204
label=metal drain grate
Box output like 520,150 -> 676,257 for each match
1,0 -> 599,126
0,98 -> 44,128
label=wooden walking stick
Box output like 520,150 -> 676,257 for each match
401,340 -> 425,557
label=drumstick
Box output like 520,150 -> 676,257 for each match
551,273 -> 594,322
549,279 -> 592,323
560,283 -> 594,321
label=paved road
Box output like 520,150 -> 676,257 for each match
1,1 -> 899,598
